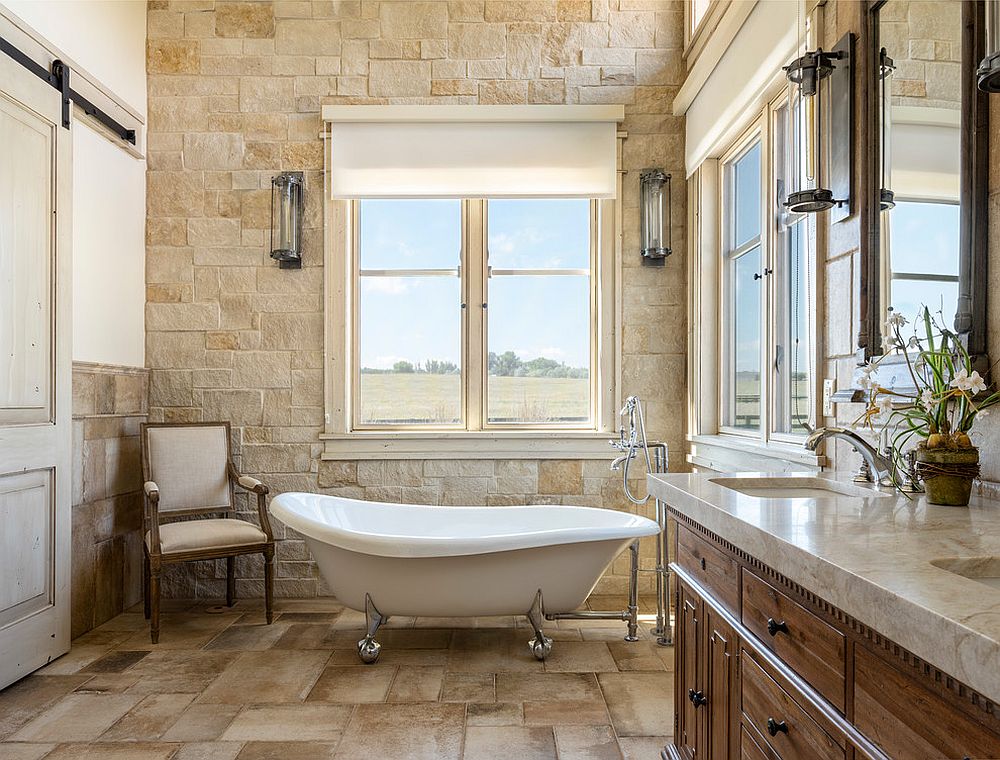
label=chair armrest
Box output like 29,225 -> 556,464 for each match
144,481 -> 160,501
143,481 -> 162,554
228,463 -> 273,541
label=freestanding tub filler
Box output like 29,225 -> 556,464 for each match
269,492 -> 660,663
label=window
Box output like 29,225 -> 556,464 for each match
719,90 -> 814,442
352,198 -> 598,432
886,200 -> 959,327
689,0 -> 712,37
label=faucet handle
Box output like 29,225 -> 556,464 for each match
853,459 -> 873,484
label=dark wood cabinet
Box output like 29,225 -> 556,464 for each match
665,514 -> 1000,760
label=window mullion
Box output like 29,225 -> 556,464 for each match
465,199 -> 485,431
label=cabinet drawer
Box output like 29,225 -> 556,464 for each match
741,726 -> 778,760
741,568 -> 846,711
676,524 -> 739,614
741,650 -> 844,760
854,645 -> 1000,759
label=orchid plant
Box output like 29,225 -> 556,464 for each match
856,307 -> 1000,458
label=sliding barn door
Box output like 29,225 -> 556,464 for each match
0,50 -> 72,689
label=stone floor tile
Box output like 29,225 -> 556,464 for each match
597,673 -> 674,737
125,650 -> 241,695
495,673 -> 602,703
606,642 -> 671,672
0,675 -> 92,740
10,693 -> 143,742
116,612 -> 242,651
553,725 -> 622,760
445,646 -> 544,674
172,742 -> 245,760
42,742 -> 180,759
272,612 -> 341,623
462,726 -> 558,760
335,703 -> 464,760
541,642 -> 618,673
522,699 -> 611,726
160,704 -> 242,742
204,622 -> 292,651
197,651 -> 329,704
82,650 -> 150,674
326,647 -> 449,667
235,742 -> 339,760
617,736 -> 671,759
439,672 -> 495,703
306,665 -> 396,703
74,674 -> 141,694
221,704 -> 352,741
101,692 -> 195,741
0,743 -> 56,760
379,628 -> 453,649
387,666 -> 444,702
270,623 -> 338,650
34,646 -> 114,676
275,599 -> 344,614
465,702 -> 523,726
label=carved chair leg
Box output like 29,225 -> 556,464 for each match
226,556 -> 236,608
143,551 -> 151,620
263,548 -> 274,625
150,565 -> 161,645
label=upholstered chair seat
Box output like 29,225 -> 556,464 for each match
146,518 -> 268,555
140,422 -> 275,643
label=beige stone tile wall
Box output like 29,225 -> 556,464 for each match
71,363 -> 149,637
879,0 -> 962,110
145,0 -> 688,599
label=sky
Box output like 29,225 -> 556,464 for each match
358,198 -> 591,371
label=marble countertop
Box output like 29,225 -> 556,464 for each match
648,471 -> 1000,703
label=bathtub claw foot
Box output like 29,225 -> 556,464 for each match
357,593 -> 386,665
526,589 -> 553,661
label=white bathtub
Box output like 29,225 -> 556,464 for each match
269,492 -> 659,618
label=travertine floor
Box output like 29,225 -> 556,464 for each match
0,596 -> 673,759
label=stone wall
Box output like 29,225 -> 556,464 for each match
145,0 -> 687,598
880,0 -> 962,110
71,363 -> 148,637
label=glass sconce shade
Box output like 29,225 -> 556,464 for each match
979,0 -> 1000,92
639,168 -> 671,263
270,172 -> 304,269
879,48 -> 896,210
782,49 -> 843,213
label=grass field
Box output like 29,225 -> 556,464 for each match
359,374 -> 590,424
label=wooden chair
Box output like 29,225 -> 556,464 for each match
140,421 -> 274,643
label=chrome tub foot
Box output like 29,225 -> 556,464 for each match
357,593 -> 387,664
527,589 -> 553,661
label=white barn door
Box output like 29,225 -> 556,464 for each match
0,50 -> 72,689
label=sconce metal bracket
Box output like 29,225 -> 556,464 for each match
828,33 -> 855,224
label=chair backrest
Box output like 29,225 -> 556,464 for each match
141,422 -> 232,516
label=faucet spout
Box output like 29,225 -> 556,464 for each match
804,426 -> 899,488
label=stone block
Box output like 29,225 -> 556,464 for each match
232,351 -> 293,388
146,302 -> 221,331
529,79 -> 565,103
449,1 -> 486,21
148,40 -> 201,73
202,389 -> 265,427
146,332 -> 207,369
188,218 -> 242,247
507,33 -> 542,79
317,460 -> 358,487
261,312 -> 324,351
242,443 -> 312,473
449,23 -> 506,59
538,460 -> 583,494
479,80 -> 527,103
485,0 -> 557,21
184,133 -> 245,172
369,60 -> 432,96
380,1 -> 449,38
216,2 -> 276,38
275,19 -> 342,55
147,171 -> 204,217
239,76 -> 295,112
609,11 -> 655,47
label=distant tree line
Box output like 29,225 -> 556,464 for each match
360,351 -> 587,379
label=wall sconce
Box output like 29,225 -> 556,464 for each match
878,48 -> 896,210
782,47 -> 847,213
270,172 -> 304,269
978,0 -> 1000,92
639,168 -> 671,265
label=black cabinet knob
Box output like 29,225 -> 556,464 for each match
687,688 -> 707,707
766,618 -> 788,637
766,717 -> 788,737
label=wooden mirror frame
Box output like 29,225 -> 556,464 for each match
859,0 -> 990,363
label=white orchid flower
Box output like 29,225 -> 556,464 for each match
919,389 -> 934,407
876,395 -> 894,415
858,365 -> 877,391
881,334 -> 898,352
967,370 -> 987,395
885,312 -> 908,329
907,335 -> 921,349
950,368 -> 971,391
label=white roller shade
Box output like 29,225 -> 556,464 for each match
891,109 -> 960,200
323,105 -> 623,199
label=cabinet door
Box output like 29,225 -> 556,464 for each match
677,581 -> 703,755
705,603 -> 737,760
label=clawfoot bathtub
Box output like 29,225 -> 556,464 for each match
269,492 -> 660,663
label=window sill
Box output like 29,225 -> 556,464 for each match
686,433 -> 826,472
320,430 -> 617,460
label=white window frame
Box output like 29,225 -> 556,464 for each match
322,132 -> 625,460
688,87 -> 823,469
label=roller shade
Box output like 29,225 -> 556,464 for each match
891,112 -> 960,200
323,105 -> 623,199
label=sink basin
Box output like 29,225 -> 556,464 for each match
930,557 -> 1000,591
709,476 -> 889,500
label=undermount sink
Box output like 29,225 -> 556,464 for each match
930,557 -> 1000,592
709,476 -> 890,500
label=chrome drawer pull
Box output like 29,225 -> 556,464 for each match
766,618 -> 788,637
766,717 -> 789,737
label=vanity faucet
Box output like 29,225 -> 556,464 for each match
804,426 -> 900,488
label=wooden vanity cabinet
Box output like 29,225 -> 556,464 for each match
664,516 -> 1000,760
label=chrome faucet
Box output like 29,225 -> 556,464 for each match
803,426 -> 900,488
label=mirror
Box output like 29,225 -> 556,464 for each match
860,0 -> 989,362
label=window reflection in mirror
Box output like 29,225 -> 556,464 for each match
879,1 -> 962,329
